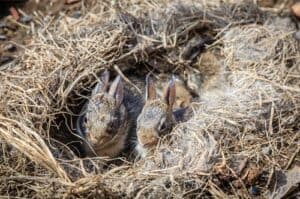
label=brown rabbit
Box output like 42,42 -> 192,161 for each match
135,75 -> 177,158
156,74 -> 192,109
77,70 -> 143,158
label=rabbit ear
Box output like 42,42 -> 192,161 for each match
146,74 -> 156,101
164,77 -> 176,108
91,70 -> 110,96
91,82 -> 102,97
108,75 -> 124,107
100,69 -> 110,90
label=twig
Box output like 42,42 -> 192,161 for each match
113,65 -> 142,94
285,147 -> 300,170
266,166 -> 274,189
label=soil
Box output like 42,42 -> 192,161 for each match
0,0 -> 87,68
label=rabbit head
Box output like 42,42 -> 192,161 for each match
135,75 -> 176,157
84,71 -> 128,156
156,74 -> 192,109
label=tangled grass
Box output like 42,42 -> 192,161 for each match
0,0 -> 299,198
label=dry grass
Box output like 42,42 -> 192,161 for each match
0,0 -> 299,198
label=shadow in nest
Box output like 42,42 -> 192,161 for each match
0,0 -> 28,19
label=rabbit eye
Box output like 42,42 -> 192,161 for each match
159,122 -> 167,132
107,116 -> 120,133
158,118 -> 167,133
112,118 -> 119,128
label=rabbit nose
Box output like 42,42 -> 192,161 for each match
98,136 -> 109,144
86,133 -> 97,144
139,133 -> 158,148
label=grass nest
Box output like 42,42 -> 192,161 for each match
0,0 -> 299,198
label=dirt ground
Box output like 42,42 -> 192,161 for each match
0,0 -> 89,68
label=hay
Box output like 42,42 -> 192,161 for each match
0,0 -> 299,198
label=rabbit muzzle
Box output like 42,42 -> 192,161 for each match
85,133 -> 97,145
86,131 -> 111,145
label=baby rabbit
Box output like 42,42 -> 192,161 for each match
156,74 -> 193,109
77,70 -> 132,158
135,75 -> 177,158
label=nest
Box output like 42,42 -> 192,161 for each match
0,0 -> 299,198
